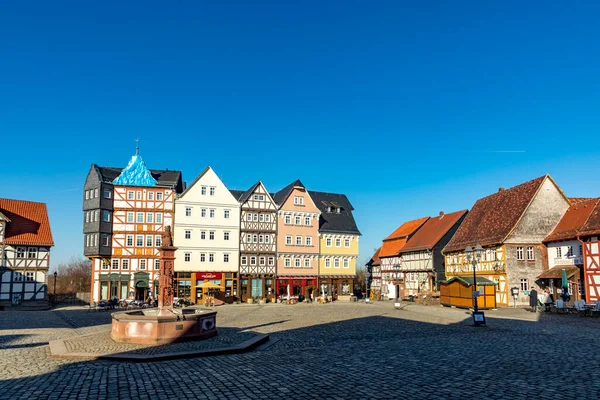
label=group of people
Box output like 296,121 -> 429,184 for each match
528,287 -> 554,312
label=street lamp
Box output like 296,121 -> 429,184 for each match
465,244 -> 485,326
53,270 -> 57,304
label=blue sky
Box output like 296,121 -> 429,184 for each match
1,1 -> 600,268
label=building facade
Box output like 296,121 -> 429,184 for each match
85,151 -> 184,303
397,210 -> 467,296
443,175 -> 570,307
366,247 -> 381,299
541,198 -> 597,301
578,199 -> 600,302
378,217 -> 429,300
173,167 -> 240,303
0,199 -> 54,306
274,180 -> 320,300
311,191 -> 361,300
232,182 -> 277,303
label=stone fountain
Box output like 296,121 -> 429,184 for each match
110,226 -> 217,345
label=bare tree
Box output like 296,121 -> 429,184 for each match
49,257 -> 92,294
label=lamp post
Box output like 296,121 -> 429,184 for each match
465,244 -> 485,326
393,261 -> 401,308
53,270 -> 57,304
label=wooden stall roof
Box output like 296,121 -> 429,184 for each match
440,276 -> 497,286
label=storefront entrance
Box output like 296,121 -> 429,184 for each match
319,277 -> 354,301
240,275 -> 275,303
276,278 -> 316,302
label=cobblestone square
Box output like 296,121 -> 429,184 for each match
1,302 -> 599,399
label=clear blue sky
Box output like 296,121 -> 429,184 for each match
1,1 -> 600,268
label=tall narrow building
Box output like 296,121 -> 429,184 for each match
274,180 -> 320,299
173,167 -> 240,303
0,199 -> 54,306
234,182 -> 277,303
84,149 -> 183,303
311,191 -> 361,299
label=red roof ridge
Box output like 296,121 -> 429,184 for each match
544,197 -> 600,243
0,197 -> 48,205
0,198 -> 54,247
443,175 -> 552,253
400,209 -> 468,253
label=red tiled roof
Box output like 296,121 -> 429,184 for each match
379,238 -> 407,258
379,217 -> 429,258
400,210 -> 468,253
384,217 -> 429,240
569,198 -> 595,205
443,175 -> 549,253
543,198 -> 599,243
578,200 -> 600,237
0,198 -> 54,246
366,247 -> 382,266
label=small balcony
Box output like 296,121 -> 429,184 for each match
553,256 -> 582,266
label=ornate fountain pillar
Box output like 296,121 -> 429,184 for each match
158,226 -> 177,313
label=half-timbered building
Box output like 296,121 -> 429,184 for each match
365,247 -> 381,300
378,217 -> 429,299
397,210 -> 467,296
85,149 -> 183,303
443,175 -> 570,307
173,167 -> 240,303
0,198 -> 54,306
274,180 -> 320,300
578,199 -> 600,302
541,198 -> 598,302
311,191 -> 361,300
232,182 -> 277,303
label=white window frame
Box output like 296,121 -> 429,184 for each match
201,186 -> 207,195
185,207 -> 192,217
127,212 -> 134,223
304,216 -> 310,226
185,230 -> 191,239
304,258 -> 310,268
126,235 -> 133,246
209,231 -> 215,240
209,253 -> 215,263
155,235 -> 162,247
520,278 -> 528,291
241,256 -> 247,265
156,213 -> 163,223
285,215 -> 291,225
139,260 -> 146,270
295,216 -> 301,225
516,247 -> 524,260
343,259 -> 349,268
526,246 -> 535,261
200,253 -> 206,262
128,191 -> 134,200
556,247 -> 562,258
156,192 -> 163,201
284,258 -> 291,268
295,258 -> 301,268
335,238 -> 341,247
344,238 -> 351,248
334,259 -> 340,268
325,259 -> 331,268
136,212 -> 144,223
259,256 -> 265,266
146,235 -> 153,247
268,257 -> 274,266
250,256 -> 257,265
224,254 -> 230,263
201,208 -> 207,218
201,231 -> 206,240
306,236 -> 312,246
286,235 -> 292,245
148,192 -> 154,200
102,234 -> 109,246
209,187 -> 215,196
146,212 -> 153,224
296,236 -> 302,246
224,210 -> 230,219
224,232 -> 230,241
136,235 -> 144,247
184,253 -> 191,262
209,209 -> 215,218
112,259 -> 119,270
326,238 -> 332,247
122,259 -> 129,270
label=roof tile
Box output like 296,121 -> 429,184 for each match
578,200 -> 600,237
0,198 -> 54,246
444,175 -> 547,253
544,198 -> 599,242
400,210 -> 468,253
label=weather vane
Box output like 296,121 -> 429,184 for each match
135,138 -> 139,155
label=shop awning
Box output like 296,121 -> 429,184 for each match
276,276 -> 318,279
440,276 -> 496,286
538,266 -> 580,280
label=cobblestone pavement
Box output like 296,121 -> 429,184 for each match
1,302 -> 599,399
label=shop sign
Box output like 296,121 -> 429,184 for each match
197,272 -> 222,280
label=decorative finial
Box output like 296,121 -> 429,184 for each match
135,138 -> 139,155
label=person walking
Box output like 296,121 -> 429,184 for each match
543,288 -> 553,312
529,286 -> 538,312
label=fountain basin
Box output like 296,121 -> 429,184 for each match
110,308 -> 217,345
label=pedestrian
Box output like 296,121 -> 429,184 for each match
543,288 -> 553,312
529,286 -> 538,312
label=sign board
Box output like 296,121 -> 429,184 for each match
472,291 -> 480,298
472,311 -> 486,326
196,272 -> 222,280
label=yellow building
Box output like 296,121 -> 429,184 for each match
310,192 -> 361,300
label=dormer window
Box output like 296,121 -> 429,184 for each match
336,207 -> 341,213
327,206 -> 332,212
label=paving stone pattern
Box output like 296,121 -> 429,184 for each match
62,329 -> 257,356
1,302 -> 599,399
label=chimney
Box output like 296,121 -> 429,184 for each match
499,187 -> 505,192
439,211 -> 444,216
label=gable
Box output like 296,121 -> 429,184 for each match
280,187 -> 319,213
505,176 -> 570,243
178,167 -> 238,205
